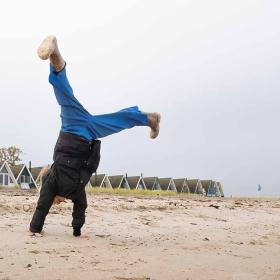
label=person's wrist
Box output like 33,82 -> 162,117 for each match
73,227 -> 81,236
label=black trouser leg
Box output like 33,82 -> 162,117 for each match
29,172 -> 56,233
72,189 -> 87,236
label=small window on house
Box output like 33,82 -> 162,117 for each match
4,175 -> 8,185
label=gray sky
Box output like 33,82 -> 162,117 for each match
1,0 -> 279,196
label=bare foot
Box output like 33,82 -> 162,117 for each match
37,35 -> 57,60
37,35 -> 65,72
147,112 -> 161,139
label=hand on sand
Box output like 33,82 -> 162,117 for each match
75,234 -> 90,240
53,195 -> 66,205
27,230 -> 44,237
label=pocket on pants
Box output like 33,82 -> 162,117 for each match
54,156 -> 81,198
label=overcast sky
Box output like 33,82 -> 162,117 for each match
0,0 -> 279,196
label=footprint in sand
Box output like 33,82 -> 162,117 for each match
23,204 -> 31,212
29,250 -> 40,254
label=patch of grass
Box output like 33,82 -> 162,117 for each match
86,186 -> 199,198
0,185 -> 20,190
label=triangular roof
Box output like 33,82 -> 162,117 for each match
90,174 -> 112,188
30,167 -> 43,181
187,179 -> 200,194
201,180 -> 212,194
10,164 -> 24,179
108,175 -> 130,189
196,179 -> 204,195
0,161 -> 17,186
158,178 -> 171,190
127,176 -> 146,189
90,174 -> 106,186
174,178 -> 190,193
158,178 -> 177,192
212,181 -> 221,196
201,180 -> 221,196
143,177 -> 161,190
10,164 -> 37,188
217,182 -> 224,197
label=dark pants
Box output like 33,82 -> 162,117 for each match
30,171 -> 87,235
30,132 -> 101,236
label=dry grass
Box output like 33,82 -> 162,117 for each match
86,186 -> 200,198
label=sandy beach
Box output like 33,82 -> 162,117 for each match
0,189 -> 279,280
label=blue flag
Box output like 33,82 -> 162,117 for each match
258,184 -> 262,192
